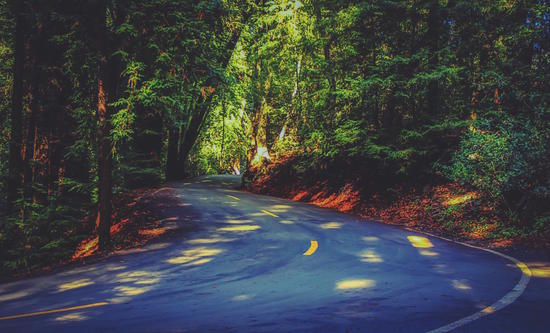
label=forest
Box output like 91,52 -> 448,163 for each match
0,0 -> 549,275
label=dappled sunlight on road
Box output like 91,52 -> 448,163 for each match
220,188 -> 239,193
319,222 -> 342,229
105,265 -> 127,271
232,294 -> 254,301
1,175 -> 538,331
419,249 -> 439,257
116,271 -> 161,284
267,204 -> 291,213
408,235 -> 442,261
218,225 -> 261,232
0,291 -> 30,302
166,247 -> 224,266
113,285 -> 153,296
407,235 -> 434,248
225,218 -> 254,224
452,279 -> 472,291
54,312 -> 88,322
249,212 -> 265,217
108,270 -> 163,304
57,279 -> 94,292
188,236 -> 237,244
335,279 -> 376,290
359,249 -> 383,263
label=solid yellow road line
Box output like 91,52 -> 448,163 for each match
0,302 -> 109,321
303,240 -> 318,256
261,209 -> 279,218
226,195 -> 240,201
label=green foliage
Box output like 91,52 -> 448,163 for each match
445,117 -> 549,218
0,0 -> 12,201
0,0 -> 549,273
240,0 -> 550,230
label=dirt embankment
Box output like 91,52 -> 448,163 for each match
4,187 -> 181,281
243,156 -> 550,250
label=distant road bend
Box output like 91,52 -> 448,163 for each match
0,175 -> 543,332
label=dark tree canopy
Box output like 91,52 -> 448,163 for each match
0,0 -> 549,274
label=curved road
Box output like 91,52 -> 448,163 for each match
0,175 -> 545,332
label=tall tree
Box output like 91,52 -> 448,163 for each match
5,0 -> 24,214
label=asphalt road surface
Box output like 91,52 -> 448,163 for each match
0,175 -> 548,332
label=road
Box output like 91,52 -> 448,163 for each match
0,175 -> 548,332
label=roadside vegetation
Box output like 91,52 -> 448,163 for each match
1,0 -> 549,276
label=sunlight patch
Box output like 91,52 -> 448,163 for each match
232,294 -> 253,301
0,291 -> 29,302
218,225 -> 260,232
134,278 -> 161,285
452,279 -> 472,291
58,279 -> 94,292
114,286 -> 152,296
54,312 -> 88,322
320,222 -> 342,229
116,271 -> 161,284
335,279 -> 375,290
359,249 -> 383,263
268,204 -> 291,212
106,265 -> 126,271
419,249 -> 439,257
407,235 -> 434,248
225,219 -> 254,224
166,247 -> 223,266
188,237 -> 236,244
442,192 -> 479,206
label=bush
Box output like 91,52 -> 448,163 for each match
444,117 -> 549,220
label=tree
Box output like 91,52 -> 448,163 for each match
5,0 -> 24,214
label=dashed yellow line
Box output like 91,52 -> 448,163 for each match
261,209 -> 279,218
0,302 -> 109,321
226,195 -> 240,201
303,240 -> 318,256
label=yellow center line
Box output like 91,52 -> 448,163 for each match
226,195 -> 240,201
303,240 -> 318,256
0,302 -> 109,321
261,209 -> 279,218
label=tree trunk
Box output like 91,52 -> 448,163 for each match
22,19 -> 44,220
166,126 -> 180,180
179,98 -> 212,173
96,68 -> 112,250
220,96 -> 226,172
95,0 -> 113,251
6,1 -> 25,214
